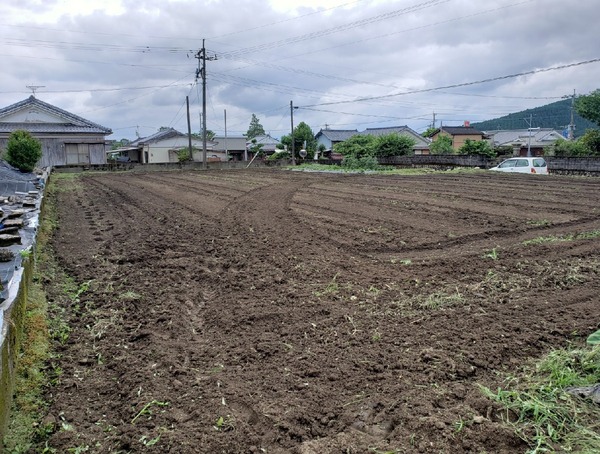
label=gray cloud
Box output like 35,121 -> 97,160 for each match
1,0 -> 598,140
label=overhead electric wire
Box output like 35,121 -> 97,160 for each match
221,0 -> 450,58
300,58 -> 600,108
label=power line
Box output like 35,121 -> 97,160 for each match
301,58 -> 600,108
221,0 -> 449,58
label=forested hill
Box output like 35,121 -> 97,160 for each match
471,98 -> 598,138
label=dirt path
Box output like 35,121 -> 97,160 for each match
41,169 -> 600,453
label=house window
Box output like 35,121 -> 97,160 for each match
65,143 -> 90,164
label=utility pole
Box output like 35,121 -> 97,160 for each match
290,100 -> 296,165
195,39 -> 217,169
186,96 -> 193,161
569,89 -> 576,140
432,112 -> 436,129
224,109 -> 228,161
524,114 -> 540,157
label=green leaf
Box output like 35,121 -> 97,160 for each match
586,329 -> 600,344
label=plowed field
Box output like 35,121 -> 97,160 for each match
42,169 -> 600,453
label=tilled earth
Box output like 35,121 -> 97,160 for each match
40,169 -> 599,453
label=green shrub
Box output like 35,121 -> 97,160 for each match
341,155 -> 381,170
267,151 -> 290,161
4,130 -> 42,172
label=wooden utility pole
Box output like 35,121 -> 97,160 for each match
195,39 -> 217,169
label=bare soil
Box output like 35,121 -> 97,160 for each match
40,169 -> 600,453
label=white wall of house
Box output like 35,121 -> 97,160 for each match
0,108 -> 64,123
144,136 -> 207,163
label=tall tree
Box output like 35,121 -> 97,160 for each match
280,122 -> 317,158
246,114 -> 266,139
575,89 -> 600,127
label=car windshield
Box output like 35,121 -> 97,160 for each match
499,159 -> 516,168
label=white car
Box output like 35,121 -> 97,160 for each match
489,157 -> 548,174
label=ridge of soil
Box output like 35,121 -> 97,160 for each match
40,169 -> 600,453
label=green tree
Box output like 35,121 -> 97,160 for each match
575,89 -> 600,127
111,138 -> 131,150
548,138 -> 586,156
246,114 -> 266,139
334,134 -> 375,158
280,122 -> 317,159
191,130 -> 215,141
373,133 -> 416,157
458,139 -> 495,157
429,135 -> 453,155
422,127 -> 437,138
579,129 -> 600,155
3,130 -> 42,172
248,138 -> 264,157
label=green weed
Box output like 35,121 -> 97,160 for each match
419,289 -> 464,310
480,346 -> 600,453
118,290 -> 142,302
527,219 -> 552,227
483,248 -> 499,260
523,230 -> 600,246
131,400 -> 169,424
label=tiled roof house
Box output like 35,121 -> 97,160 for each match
0,96 -> 112,167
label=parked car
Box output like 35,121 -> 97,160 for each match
489,157 -> 548,174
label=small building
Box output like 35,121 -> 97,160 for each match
0,96 -> 112,167
127,128 -> 219,163
315,129 -> 359,152
246,134 -> 280,160
212,135 -> 247,161
430,126 -> 485,151
484,128 -> 565,157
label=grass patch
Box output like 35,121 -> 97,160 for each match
3,172 -> 81,451
291,163 -> 433,175
2,283 -> 51,453
523,230 -> 600,246
483,247 -> 500,260
480,346 -> 600,453
417,290 -> 464,310
527,219 -> 552,227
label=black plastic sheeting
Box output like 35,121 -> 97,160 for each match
0,161 -> 45,303
0,161 -> 39,197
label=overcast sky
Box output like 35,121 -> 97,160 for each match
1,0 -> 598,140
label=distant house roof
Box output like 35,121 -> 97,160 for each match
129,128 -> 184,145
315,129 -> 358,142
363,126 -> 413,136
485,128 -> 565,147
246,134 -> 280,152
0,96 -> 112,135
436,126 -> 485,136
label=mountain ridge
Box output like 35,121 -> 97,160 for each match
471,98 -> 598,138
